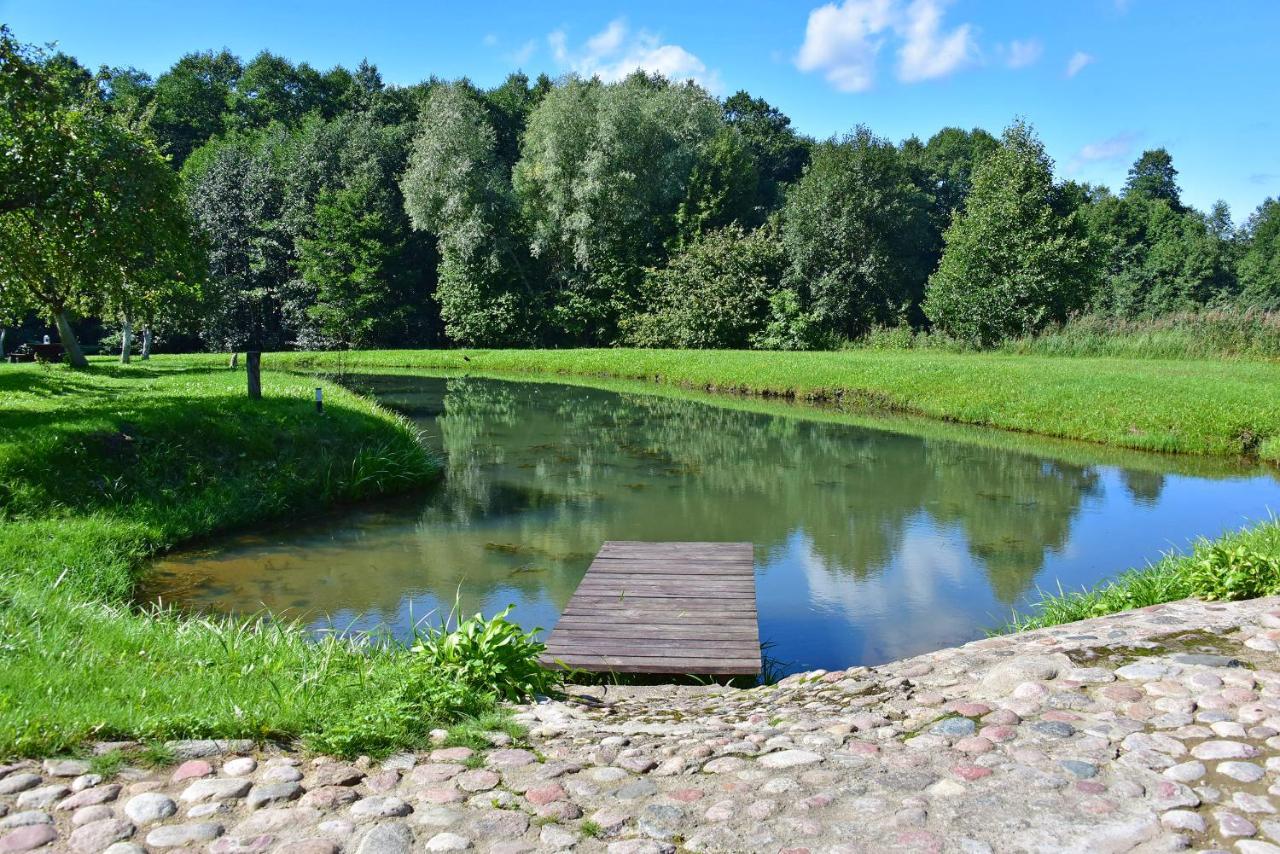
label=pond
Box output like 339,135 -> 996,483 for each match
142,374 -> 1280,676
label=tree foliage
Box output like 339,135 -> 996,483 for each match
924,121 -> 1098,344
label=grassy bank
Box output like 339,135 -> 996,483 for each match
1001,518 -> 1280,632
274,348 -> 1280,462
0,359 -> 520,758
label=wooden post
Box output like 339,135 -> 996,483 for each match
315,387 -> 324,413
246,351 -> 262,399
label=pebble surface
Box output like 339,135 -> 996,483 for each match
7,597 -> 1280,852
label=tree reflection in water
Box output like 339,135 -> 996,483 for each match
142,375 -> 1280,673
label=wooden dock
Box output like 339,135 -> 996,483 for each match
540,541 -> 761,675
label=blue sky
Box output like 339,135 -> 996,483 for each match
4,0 -> 1276,220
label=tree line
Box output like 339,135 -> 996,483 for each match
3,26 -> 1278,361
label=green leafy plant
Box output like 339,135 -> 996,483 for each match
411,603 -> 559,702
1185,543 -> 1280,601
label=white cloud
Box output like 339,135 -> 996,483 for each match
1003,38 -> 1043,69
508,39 -> 537,66
482,33 -> 499,48
547,18 -> 721,92
1065,50 -> 1095,78
795,0 -> 975,92
1068,131 -> 1139,173
896,0 -> 976,82
795,0 -> 895,93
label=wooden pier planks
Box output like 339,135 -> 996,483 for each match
540,541 -> 761,675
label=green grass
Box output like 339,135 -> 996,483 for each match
999,518 -> 1280,632
0,357 -> 513,758
271,348 -> 1280,463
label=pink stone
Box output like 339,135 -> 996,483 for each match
800,793 -> 835,810
948,702 -> 991,717
428,747 -> 473,763
419,786 -> 465,804
952,764 -> 992,782
844,742 -> 880,756
893,830 -> 943,853
979,725 -> 1016,743
524,784 -> 565,806
409,764 -> 464,786
1080,797 -> 1118,815
171,760 -> 214,783
1075,781 -> 1107,794
1217,810 -> 1257,837
455,769 -> 499,792
1224,687 -> 1261,704
1042,710 -> 1081,722
982,709 -> 1020,725
668,788 -> 704,803
954,737 -> 994,755
0,825 -> 58,853
363,770 -> 400,793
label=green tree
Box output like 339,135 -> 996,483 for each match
1239,198 -> 1280,307
149,50 -> 242,165
673,127 -> 759,248
781,127 -> 936,341
1124,148 -> 1182,209
924,120 -> 1099,344
513,74 -> 723,342
402,83 -> 539,345
623,222 -> 785,348
722,91 -> 810,212
0,27 -> 203,366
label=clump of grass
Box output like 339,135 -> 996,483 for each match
999,518 -> 1280,633
87,750 -> 126,778
411,602 -> 560,703
580,820 -> 603,839
137,743 -> 176,768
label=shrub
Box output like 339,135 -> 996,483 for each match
1184,543 -> 1280,601
411,605 -> 558,702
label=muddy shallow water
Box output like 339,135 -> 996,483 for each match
142,374 -> 1280,675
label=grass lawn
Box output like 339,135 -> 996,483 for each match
274,348 -> 1280,462
0,358 -> 511,758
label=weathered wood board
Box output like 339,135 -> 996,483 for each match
540,541 -> 761,675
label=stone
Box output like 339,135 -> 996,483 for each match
1220,761 -> 1268,783
124,792 -> 177,825
929,718 -> 977,738
423,832 -> 470,852
262,765 -> 304,784
68,818 -> 134,853
0,776 -> 41,797
0,825 -> 58,853
300,786 -> 360,810
638,804 -> 684,842
1163,761 -> 1206,782
311,764 -> 365,788
758,749 -> 825,769
179,778 -> 251,803
166,740 -> 254,760
1218,810 -> 1258,837
0,813 -> 51,831
1031,720 -> 1076,739
590,807 -> 631,835
43,760 -> 90,778
276,842 -> 341,854
145,822 -> 224,847
1193,741 -> 1261,760
486,749 -> 535,768
171,760 -> 214,782
356,823 -> 416,854
15,787 -> 67,811
56,784 -> 121,811
1160,810 -> 1206,834
453,770 -> 498,793
245,782 -> 302,809
1059,760 -> 1098,779
350,796 -> 412,820
468,809 -> 528,837
223,757 -> 257,777
615,779 -> 658,800
524,783 -> 564,805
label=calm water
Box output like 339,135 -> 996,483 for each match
143,374 -> 1280,675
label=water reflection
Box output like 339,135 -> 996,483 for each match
143,375 -> 1280,674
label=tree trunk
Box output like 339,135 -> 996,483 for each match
246,351 -> 262,399
54,310 -> 88,368
140,328 -> 152,360
120,317 -> 133,364
0,328 -> 6,358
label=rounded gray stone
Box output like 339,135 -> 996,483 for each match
123,792 -> 177,825
1031,721 -> 1076,739
246,782 -> 302,809
356,822 -> 416,854
930,718 -> 977,738
145,821 -> 224,848
0,811 -> 52,830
